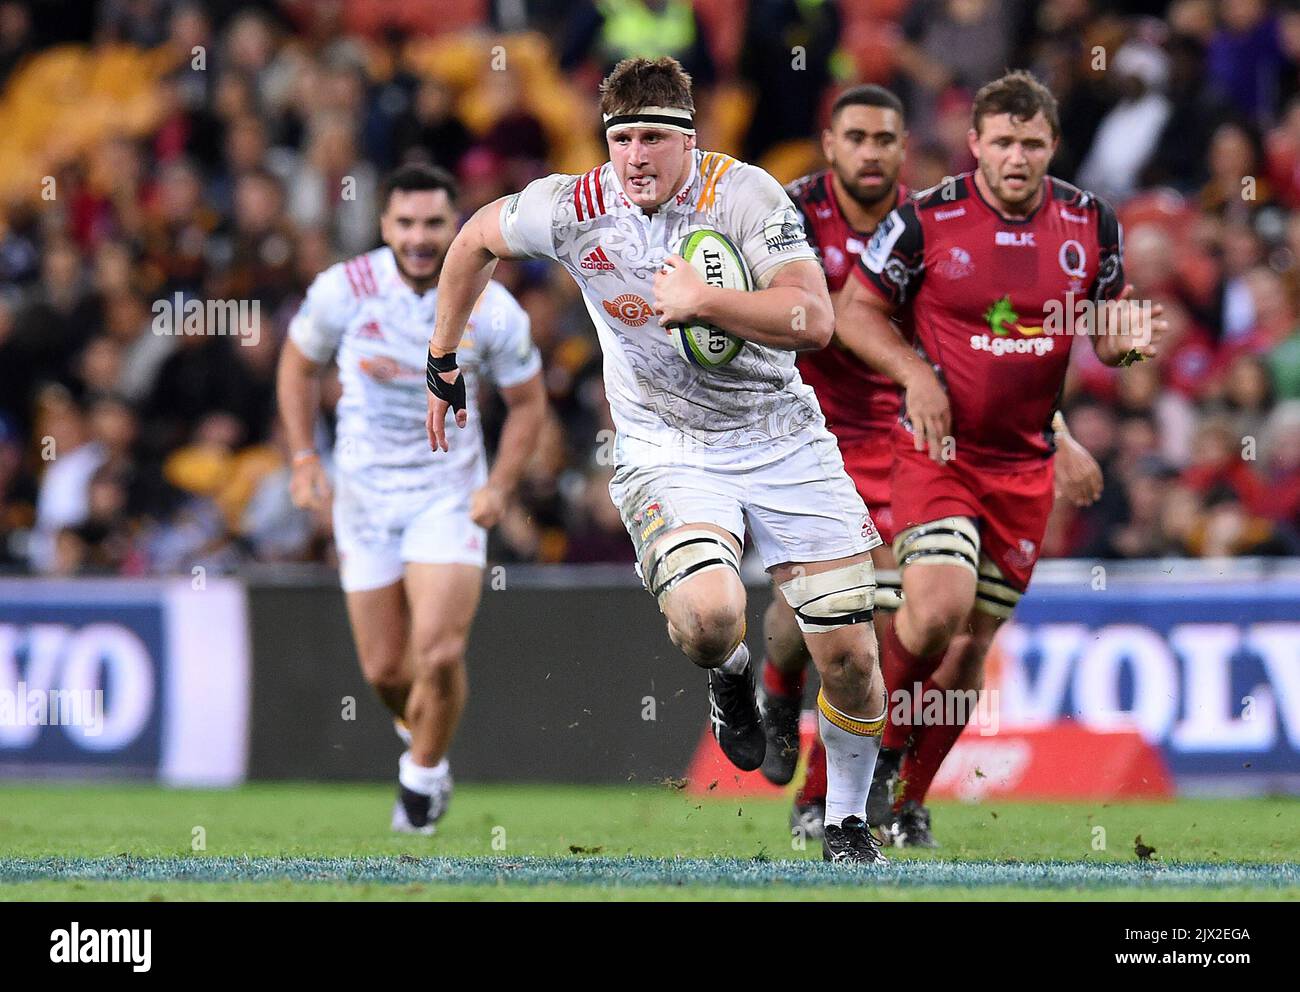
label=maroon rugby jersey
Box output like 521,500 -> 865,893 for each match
786,170 -> 905,443
853,172 -> 1124,469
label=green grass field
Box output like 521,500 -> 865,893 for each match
0,783 -> 1296,901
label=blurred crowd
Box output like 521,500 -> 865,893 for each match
1,0 -> 1299,578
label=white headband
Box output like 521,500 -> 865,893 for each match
603,105 -> 695,135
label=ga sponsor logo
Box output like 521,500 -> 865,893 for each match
970,333 -> 1056,357
602,294 -> 654,327
358,356 -> 401,381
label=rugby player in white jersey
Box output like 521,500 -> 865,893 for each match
278,165 -> 546,834
426,57 -> 889,863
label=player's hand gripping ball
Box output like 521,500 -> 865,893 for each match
656,229 -> 749,368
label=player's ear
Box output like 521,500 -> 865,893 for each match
684,132 -> 696,151
966,127 -> 980,160
821,128 -> 834,163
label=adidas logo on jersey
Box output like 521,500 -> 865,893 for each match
581,246 -> 617,272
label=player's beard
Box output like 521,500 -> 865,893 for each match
982,159 -> 1042,211
394,248 -> 444,291
836,164 -> 896,209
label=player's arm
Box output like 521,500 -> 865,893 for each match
426,199 -> 509,451
1051,410 -> 1102,506
836,202 -> 951,461
276,339 -> 332,511
473,290 -> 548,528
428,178 -> 560,452
1092,283 -> 1166,366
279,272 -> 349,509
652,163 -> 832,349
1085,196 -> 1166,366
836,272 -> 950,461
472,373 -> 546,529
655,256 -> 833,350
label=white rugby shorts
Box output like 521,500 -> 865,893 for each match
608,423 -> 882,586
332,467 -> 487,592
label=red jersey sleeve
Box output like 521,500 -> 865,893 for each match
851,200 -> 926,308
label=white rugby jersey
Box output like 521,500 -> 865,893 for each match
500,149 -> 823,448
288,246 -> 541,498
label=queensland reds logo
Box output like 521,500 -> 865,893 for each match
1005,538 -> 1037,570
1059,239 -> 1087,279
603,293 -> 654,327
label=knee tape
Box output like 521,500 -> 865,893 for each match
779,560 -> 876,634
893,515 -> 979,577
646,528 -> 741,601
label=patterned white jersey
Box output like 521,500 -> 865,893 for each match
500,149 -> 823,448
288,246 -> 541,503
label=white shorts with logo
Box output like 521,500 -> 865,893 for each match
608,423 -> 881,585
332,468 -> 487,593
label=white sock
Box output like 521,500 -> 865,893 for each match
399,750 -> 449,795
818,693 -> 883,827
717,639 -> 750,676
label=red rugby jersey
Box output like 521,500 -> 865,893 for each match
853,172 -> 1125,469
787,170 -> 906,443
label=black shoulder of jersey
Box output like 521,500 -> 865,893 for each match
1050,176 -> 1120,238
785,171 -> 828,207
911,174 -> 972,211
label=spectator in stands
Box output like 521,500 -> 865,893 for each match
28,387 -> 105,573
0,412 -> 35,571
392,77 -> 473,175
208,168 -> 297,306
1145,32 -> 1231,193
0,0 -> 33,89
97,0 -> 176,49
1256,399 -> 1300,523
1077,40 -> 1173,203
1194,483 -> 1300,555
1206,0 -> 1290,124
560,0 -> 716,90
286,112 -> 377,257
562,468 -> 637,564
738,0 -> 841,162
895,0 -> 1017,143
1083,455 -> 1180,559
10,241 -> 99,396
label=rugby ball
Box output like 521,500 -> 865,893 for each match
666,229 -> 750,367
